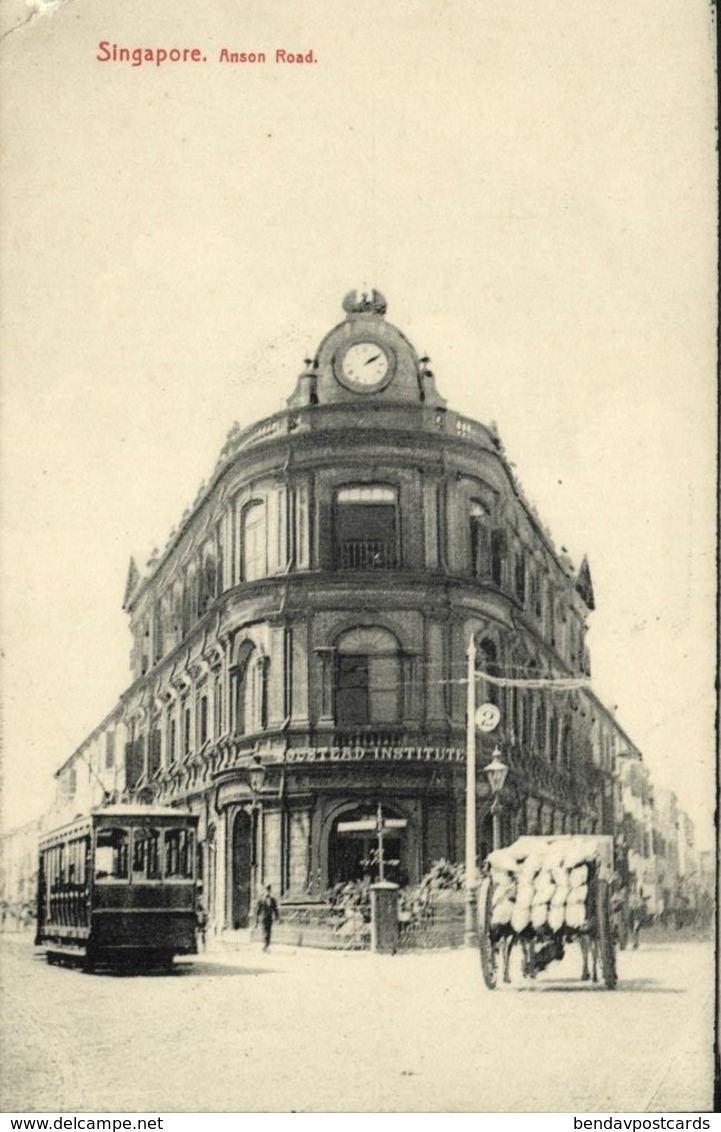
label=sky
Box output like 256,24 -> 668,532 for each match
0,0 -> 716,848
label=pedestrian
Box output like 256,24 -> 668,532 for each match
629,890 -> 646,950
255,884 -> 279,951
195,888 -> 208,951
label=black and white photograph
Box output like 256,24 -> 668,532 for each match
0,0 -> 716,1118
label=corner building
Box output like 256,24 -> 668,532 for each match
54,292 -> 628,930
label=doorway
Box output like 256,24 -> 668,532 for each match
327,806 -> 406,887
231,809 -> 252,928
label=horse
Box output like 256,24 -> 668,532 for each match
498,930 -> 601,982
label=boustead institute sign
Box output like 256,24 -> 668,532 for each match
285,745 -> 465,764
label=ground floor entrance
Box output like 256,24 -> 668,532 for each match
327,805 -> 407,887
231,809 -> 253,928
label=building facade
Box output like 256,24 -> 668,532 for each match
52,291 -> 634,930
615,750 -> 658,907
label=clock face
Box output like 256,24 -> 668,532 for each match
339,341 -> 391,390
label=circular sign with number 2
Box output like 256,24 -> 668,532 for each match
475,703 -> 501,732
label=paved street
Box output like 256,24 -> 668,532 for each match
1,934 -> 714,1113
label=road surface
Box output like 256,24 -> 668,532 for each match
1,934 -> 714,1112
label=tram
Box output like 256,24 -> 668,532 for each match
35,804 -> 199,970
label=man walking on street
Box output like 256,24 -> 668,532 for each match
256,884 -> 279,951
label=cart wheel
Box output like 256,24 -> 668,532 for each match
596,880 -> 617,990
478,876 -> 498,990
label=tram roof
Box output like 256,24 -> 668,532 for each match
39,803 -> 198,844
90,803 -> 198,819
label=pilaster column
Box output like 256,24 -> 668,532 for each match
315,647 -> 336,726
401,654 -> 420,724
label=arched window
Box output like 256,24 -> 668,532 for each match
152,604 -> 163,664
199,554 -> 217,615
242,501 -> 268,581
181,574 -> 197,637
169,587 -> 183,647
336,627 -> 400,726
469,501 -> 491,577
335,485 -> 398,570
234,644 -> 267,735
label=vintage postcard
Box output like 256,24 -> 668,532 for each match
0,0 -> 716,1117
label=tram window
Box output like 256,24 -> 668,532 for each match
95,827 -> 129,880
67,837 -> 87,887
132,828 -> 160,879
164,828 -> 195,879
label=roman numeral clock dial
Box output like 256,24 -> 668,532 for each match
338,341 -> 392,391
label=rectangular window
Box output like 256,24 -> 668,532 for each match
491,530 -> 506,587
69,836 -> 88,887
335,487 -> 398,570
295,484 -> 309,567
532,572 -> 542,619
132,828 -> 160,880
336,655 -> 370,724
515,553 -> 526,604
369,655 -> 398,722
336,654 -> 399,726
469,502 -> 491,578
153,605 -> 163,664
470,519 -> 491,577
183,704 -> 191,756
199,695 -> 209,745
148,729 -> 161,778
125,735 -> 144,789
168,718 -> 177,764
243,501 -> 267,581
164,828 -> 195,879
216,534 -> 224,594
95,827 -> 129,880
105,731 -> 115,769
214,678 -> 222,735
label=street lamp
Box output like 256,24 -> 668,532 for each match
483,747 -> 508,852
248,754 -> 266,797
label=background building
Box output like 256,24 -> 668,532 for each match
0,817 -> 43,930
46,292 -> 644,931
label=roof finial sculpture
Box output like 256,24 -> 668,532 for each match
342,289 -> 387,316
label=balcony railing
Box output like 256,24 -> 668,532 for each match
334,727 -> 407,748
337,540 -> 398,570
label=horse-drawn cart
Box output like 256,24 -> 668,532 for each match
477,835 -> 617,990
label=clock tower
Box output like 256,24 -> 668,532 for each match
287,289 -> 447,409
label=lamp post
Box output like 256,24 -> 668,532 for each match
248,755 -> 266,898
483,747 -> 509,852
465,638 -> 478,946
465,637 -> 503,947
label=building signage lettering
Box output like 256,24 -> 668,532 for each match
285,746 -> 465,764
